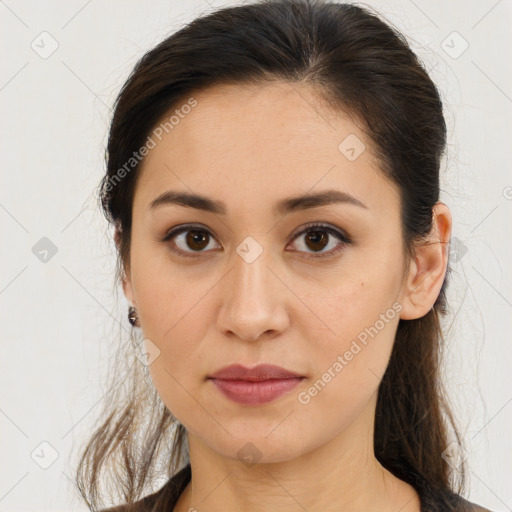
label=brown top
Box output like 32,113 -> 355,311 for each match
101,463 -> 493,512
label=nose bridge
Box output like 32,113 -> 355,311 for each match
231,234 -> 276,303
217,235 -> 288,340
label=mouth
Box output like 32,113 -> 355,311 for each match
208,376 -> 305,405
208,363 -> 304,381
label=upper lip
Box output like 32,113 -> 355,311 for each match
208,364 -> 304,381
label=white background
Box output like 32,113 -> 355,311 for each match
0,0 -> 511,511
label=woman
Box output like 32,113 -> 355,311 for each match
76,0 -> 492,511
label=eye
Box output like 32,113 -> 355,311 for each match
160,222 -> 352,259
161,224 -> 220,258
287,222 -> 351,260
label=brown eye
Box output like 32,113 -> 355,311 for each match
162,224 -> 221,257
288,222 -> 351,259
185,230 -> 210,250
162,222 -> 351,260
304,230 -> 329,252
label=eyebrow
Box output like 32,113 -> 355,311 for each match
148,189 -> 368,216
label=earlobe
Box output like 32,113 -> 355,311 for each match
399,202 -> 452,320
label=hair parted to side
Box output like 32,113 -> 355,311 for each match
75,0 -> 465,510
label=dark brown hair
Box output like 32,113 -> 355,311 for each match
75,0 -> 467,510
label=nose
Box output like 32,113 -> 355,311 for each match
216,243 -> 290,342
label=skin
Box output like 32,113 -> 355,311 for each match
119,81 -> 452,512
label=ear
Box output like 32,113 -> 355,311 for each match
115,225 -> 136,307
121,268 -> 136,307
399,202 -> 452,320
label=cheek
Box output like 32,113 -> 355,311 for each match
296,310 -> 398,435
301,278 -> 400,399
316,307 -> 397,379
144,331 -> 207,427
130,247 -> 198,336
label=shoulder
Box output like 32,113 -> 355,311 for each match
97,463 -> 191,512
419,485 -> 494,512
96,481 -> 175,512
455,495 -> 493,512
97,490 -> 170,512
445,492 -> 494,512
98,496 -> 156,512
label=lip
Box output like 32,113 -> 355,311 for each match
207,364 -> 305,405
208,363 -> 304,381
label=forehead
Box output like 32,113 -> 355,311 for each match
133,81 -> 398,216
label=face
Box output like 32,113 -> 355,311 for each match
122,81 -> 411,464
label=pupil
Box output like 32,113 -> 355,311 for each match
187,230 -> 208,250
307,231 -> 328,251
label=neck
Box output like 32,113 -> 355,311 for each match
173,396 -> 421,512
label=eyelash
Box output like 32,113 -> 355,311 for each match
160,222 -> 352,260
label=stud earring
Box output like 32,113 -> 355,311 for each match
128,306 -> 140,327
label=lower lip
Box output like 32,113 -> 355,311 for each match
209,377 -> 304,405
